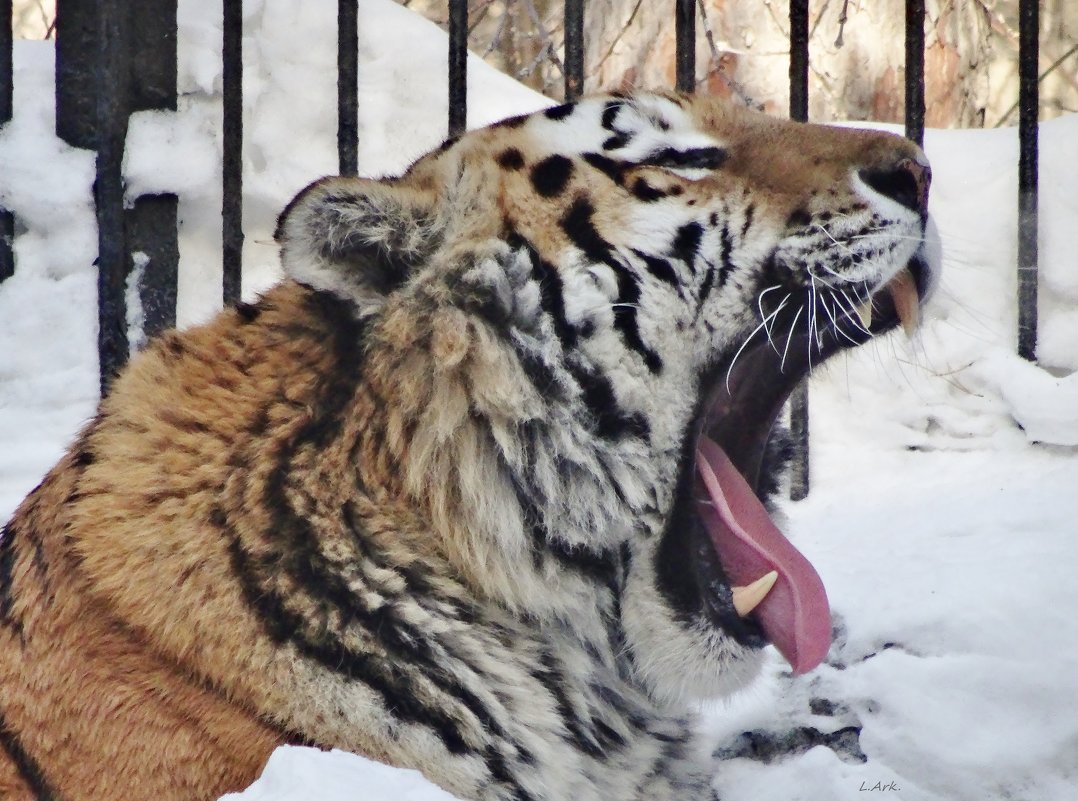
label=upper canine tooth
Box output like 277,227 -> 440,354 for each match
887,267 -> 920,337
856,300 -> 873,330
731,570 -> 779,617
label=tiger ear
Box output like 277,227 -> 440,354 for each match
275,174 -> 444,308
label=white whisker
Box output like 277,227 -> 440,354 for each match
724,298 -> 789,392
809,279 -> 824,350
807,270 -> 841,290
758,287 -> 789,353
813,223 -> 855,255
823,294 -> 860,345
780,304 -> 804,374
836,289 -> 871,336
815,260 -> 848,283
848,232 -> 926,244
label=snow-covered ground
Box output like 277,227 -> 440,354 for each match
1,1 -> 1077,800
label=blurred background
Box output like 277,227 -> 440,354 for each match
12,1 -> 1077,127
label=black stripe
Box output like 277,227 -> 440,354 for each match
497,148 -> 525,170
225,533 -> 475,755
72,444 -> 95,467
610,266 -> 661,373
560,198 -> 662,373
740,203 -> 756,239
228,496 -> 512,762
512,346 -> 565,401
503,451 -> 621,578
454,280 -> 513,331
531,255 -> 578,350
234,301 -> 262,323
638,146 -> 727,170
513,479 -> 549,571
601,100 -> 622,130
0,709 -> 60,801
602,133 -> 630,151
340,502 -> 475,626
530,155 -> 574,198
280,289 -> 367,449
491,113 -> 529,129
670,221 -> 703,268
718,220 -> 737,285
544,537 -> 620,584
435,135 -> 460,155
544,102 -> 575,121
630,248 -> 679,289
233,510 -> 539,797
567,361 -> 651,441
592,717 -> 629,752
581,152 -> 626,185
531,650 -> 605,758
696,260 -> 718,313
259,498 -> 532,764
786,208 -> 812,229
629,177 -> 668,202
589,682 -> 651,733
0,524 -> 19,633
236,530 -> 541,798
508,233 -> 578,353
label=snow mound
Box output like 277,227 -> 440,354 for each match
220,746 -> 460,801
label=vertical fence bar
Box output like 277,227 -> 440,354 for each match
904,0 -> 925,146
1017,0 -> 1039,362
94,1 -> 128,391
56,0 -> 130,391
1,0 -> 13,282
57,0 -> 177,393
0,212 -> 10,285
674,0 -> 695,92
125,0 -> 178,347
338,0 -> 358,175
788,0 -> 809,501
788,2 -> 809,119
564,0 -> 584,101
0,0 -> 9,122
222,0 -> 242,305
447,1 -> 467,137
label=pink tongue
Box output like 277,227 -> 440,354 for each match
695,437 -> 831,674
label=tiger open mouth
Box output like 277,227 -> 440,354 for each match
690,252 -> 934,673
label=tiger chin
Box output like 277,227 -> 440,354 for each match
0,91 -> 939,801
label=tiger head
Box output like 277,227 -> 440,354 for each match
276,92 -> 940,708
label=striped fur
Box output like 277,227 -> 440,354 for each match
0,92 -> 935,800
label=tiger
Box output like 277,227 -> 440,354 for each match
0,91 -> 939,801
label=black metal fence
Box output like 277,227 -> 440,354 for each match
0,0 -> 1044,499
53,2 -> 180,389
1,0 -> 13,283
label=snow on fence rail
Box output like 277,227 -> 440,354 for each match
0,0 -> 1044,500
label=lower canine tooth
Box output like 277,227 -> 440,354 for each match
731,570 -> 779,617
855,300 -> 873,330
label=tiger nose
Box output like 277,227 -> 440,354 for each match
858,156 -> 931,216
